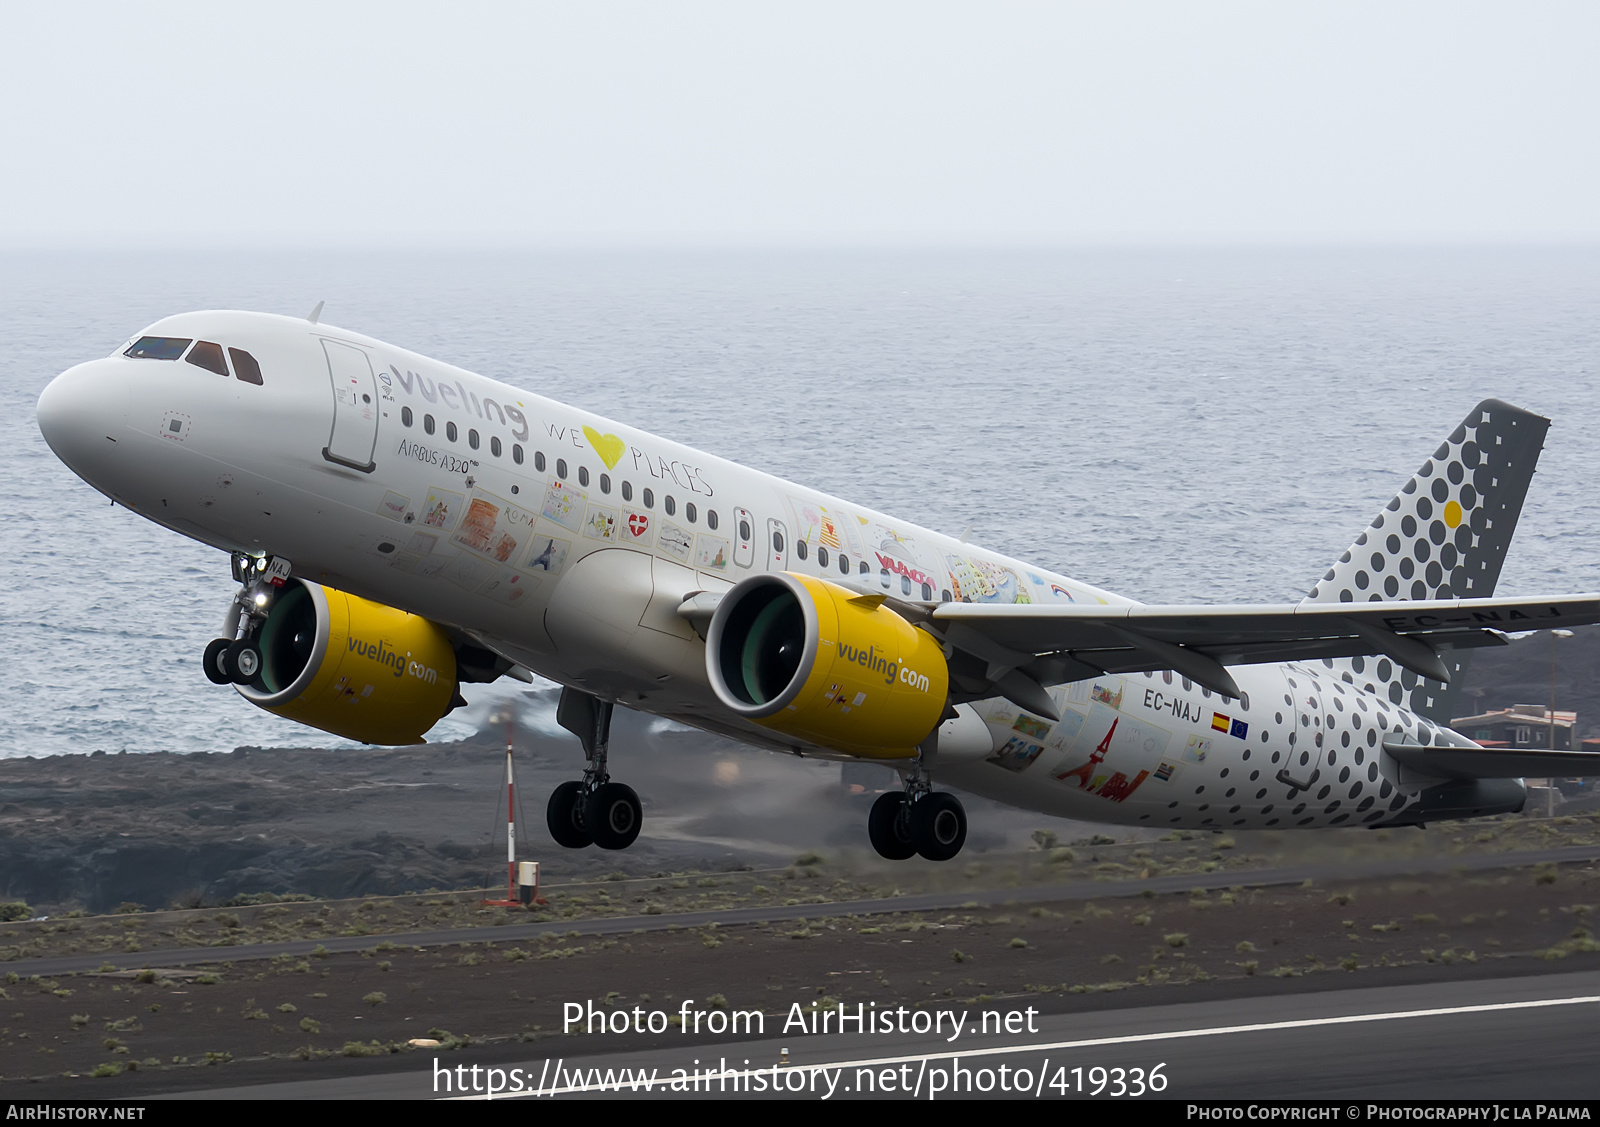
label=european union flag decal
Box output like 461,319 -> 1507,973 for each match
1230,718 -> 1248,740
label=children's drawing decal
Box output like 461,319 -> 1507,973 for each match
986,736 -> 1045,773
541,479 -> 585,530
945,554 -> 1029,604
1182,734 -> 1212,763
404,531 -> 439,556
480,566 -> 540,608
525,536 -> 571,575
452,491 -> 534,564
695,535 -> 731,571
583,504 -> 618,543
623,508 -> 654,546
1050,703 -> 1172,804
788,497 -> 863,556
1042,708 -> 1086,751
658,521 -> 693,563
442,552 -> 495,591
1090,680 -> 1124,710
421,487 -> 465,531
376,491 -> 409,522
868,521 -> 942,592
1011,714 -> 1052,741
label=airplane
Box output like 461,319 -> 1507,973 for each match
35,309 -> 1600,861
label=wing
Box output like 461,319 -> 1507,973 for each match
927,594 -> 1600,718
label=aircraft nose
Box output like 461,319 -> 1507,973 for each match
37,359 -> 129,485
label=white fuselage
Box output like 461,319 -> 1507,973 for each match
38,310 -> 1440,832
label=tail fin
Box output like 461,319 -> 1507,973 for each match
1298,399 -> 1550,724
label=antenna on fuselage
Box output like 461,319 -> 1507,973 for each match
306,301 -> 324,325
958,524 -> 973,543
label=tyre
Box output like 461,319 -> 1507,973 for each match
585,782 -> 642,851
867,791 -> 916,860
546,781 -> 592,849
226,638 -> 262,685
909,792 -> 967,861
202,638 -> 233,685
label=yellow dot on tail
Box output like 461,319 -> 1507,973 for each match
1444,500 -> 1463,528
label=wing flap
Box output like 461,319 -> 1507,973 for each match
931,595 -> 1600,693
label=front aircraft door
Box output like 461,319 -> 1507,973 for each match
322,339 -> 378,472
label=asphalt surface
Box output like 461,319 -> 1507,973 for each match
165,969 -> 1600,1100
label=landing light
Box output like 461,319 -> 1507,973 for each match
253,593 -> 269,607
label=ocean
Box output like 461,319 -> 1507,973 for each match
4,245 -> 1598,759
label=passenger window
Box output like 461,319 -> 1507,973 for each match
901,575 -> 912,596
401,406 -> 414,427
643,488 -> 655,509
686,502 -> 697,523
797,540 -> 808,561
446,421 -> 458,442
707,510 -> 719,531
859,560 -> 870,576
468,428 -> 480,450
920,582 -> 933,600
880,568 -> 891,589
512,443 -> 523,464
534,451 -> 546,472
737,517 -> 749,540
622,481 -> 633,502
600,473 -> 611,494
185,340 -> 229,377
817,546 -> 829,568
772,530 -> 784,553
940,589 -> 952,602
424,414 -> 436,435
125,336 -> 191,360
665,496 -> 676,516
578,465 -> 589,487
490,436 -> 502,457
228,348 -> 263,385
556,458 -> 567,479
840,555 -> 850,575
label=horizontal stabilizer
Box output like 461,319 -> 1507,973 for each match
1383,737 -> 1600,780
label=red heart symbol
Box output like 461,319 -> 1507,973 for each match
628,513 -> 649,538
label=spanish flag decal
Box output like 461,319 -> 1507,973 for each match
1213,712 -> 1249,739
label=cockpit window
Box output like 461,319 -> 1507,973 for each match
185,340 -> 229,377
229,348 -> 263,385
125,336 -> 192,360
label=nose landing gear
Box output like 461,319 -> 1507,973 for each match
546,688 -> 643,851
201,553 -> 288,688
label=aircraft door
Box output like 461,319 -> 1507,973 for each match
1285,673 -> 1325,793
766,517 -> 789,571
321,339 -> 378,472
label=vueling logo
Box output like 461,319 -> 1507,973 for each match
348,636 -> 439,684
837,642 -> 931,692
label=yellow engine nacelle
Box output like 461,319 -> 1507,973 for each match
706,573 -> 949,758
236,580 -> 457,745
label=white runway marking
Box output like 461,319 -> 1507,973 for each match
461,992 -> 1600,1098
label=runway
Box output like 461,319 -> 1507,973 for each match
166,970 -> 1598,1100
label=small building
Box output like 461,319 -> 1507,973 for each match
1449,704 -> 1576,750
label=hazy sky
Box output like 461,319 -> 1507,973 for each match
4,2 -> 1597,244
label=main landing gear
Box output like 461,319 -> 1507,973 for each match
547,688 -> 643,852
867,761 -> 967,862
